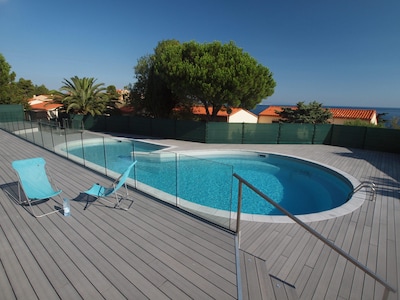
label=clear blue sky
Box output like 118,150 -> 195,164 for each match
1,0 -> 399,108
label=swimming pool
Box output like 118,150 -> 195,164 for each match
60,139 -> 355,218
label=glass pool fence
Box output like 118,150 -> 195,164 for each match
0,117 -> 238,231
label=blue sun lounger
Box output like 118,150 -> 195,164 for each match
83,160 -> 137,210
11,157 -> 64,218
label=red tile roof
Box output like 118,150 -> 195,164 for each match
30,102 -> 63,111
258,106 -> 293,117
328,108 -> 376,120
259,106 -> 376,121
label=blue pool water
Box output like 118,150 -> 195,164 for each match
65,139 -> 166,172
65,140 -> 352,216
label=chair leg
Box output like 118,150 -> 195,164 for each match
27,195 -> 64,218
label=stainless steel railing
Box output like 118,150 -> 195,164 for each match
233,173 -> 396,294
350,181 -> 376,201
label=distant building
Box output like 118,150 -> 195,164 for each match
28,95 -> 63,120
328,108 -> 377,125
258,106 -> 378,125
191,106 -> 258,123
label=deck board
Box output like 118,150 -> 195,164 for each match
0,130 -> 238,299
0,129 -> 399,299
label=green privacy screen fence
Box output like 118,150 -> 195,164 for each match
1,106 -> 399,153
69,114 -> 399,153
0,104 -> 25,122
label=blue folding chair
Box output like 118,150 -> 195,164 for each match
83,161 -> 136,210
11,157 -> 64,218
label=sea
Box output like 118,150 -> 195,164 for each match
252,105 -> 400,128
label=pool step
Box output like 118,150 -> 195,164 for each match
239,250 -> 298,300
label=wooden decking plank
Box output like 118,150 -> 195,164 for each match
0,224 -> 37,299
0,201 -> 84,299
158,280 -> 193,300
0,131 -> 238,298
2,130 -> 400,299
61,214 -> 170,299
285,231 -> 318,284
40,215 -> 129,299
270,275 -> 298,300
277,228 -> 312,281
133,198 -> 236,256
247,223 -> 287,257
242,224 -> 278,255
239,250 -> 274,300
299,245 -> 333,299
240,251 -> 262,300
47,213 -> 160,299
91,199 -> 236,298
83,200 -> 237,298
270,276 -> 289,300
100,201 -> 237,294
133,200 -> 236,269
254,254 -> 275,300
0,257 -> 15,300
85,198 -> 237,298
149,258 -> 229,300
294,264 -> 313,295
313,249 -> 341,299
260,226 -> 293,262
304,237 -> 325,269
0,204 -> 62,300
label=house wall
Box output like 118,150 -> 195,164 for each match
258,116 -> 279,123
330,113 -> 377,125
228,110 -> 258,123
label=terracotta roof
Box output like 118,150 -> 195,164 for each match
259,106 -> 376,121
191,106 -> 252,117
30,102 -> 63,111
328,108 -> 376,120
258,106 -> 293,117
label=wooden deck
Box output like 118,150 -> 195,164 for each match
142,137 -> 400,299
0,130 -> 237,299
0,129 -> 399,299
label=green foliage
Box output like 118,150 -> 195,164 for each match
388,116 -> 400,129
153,40 -> 275,120
105,85 -> 120,115
131,40 -> 275,120
0,53 -> 16,104
60,76 -> 108,116
277,101 -> 332,124
0,54 -> 49,108
106,85 -> 119,101
131,46 -> 180,118
343,119 -> 382,127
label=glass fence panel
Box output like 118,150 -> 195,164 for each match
59,128 -> 84,163
3,118 -> 15,133
176,153 -> 234,230
0,110 -> 237,231
22,121 -> 37,144
37,120 -> 57,151
134,151 -> 178,206
102,138 -> 134,176
61,131 -> 105,175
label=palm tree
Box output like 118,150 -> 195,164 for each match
60,76 -> 108,116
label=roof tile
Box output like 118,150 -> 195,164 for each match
259,106 -> 376,121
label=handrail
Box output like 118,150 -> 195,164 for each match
350,181 -> 376,201
233,173 -> 396,294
